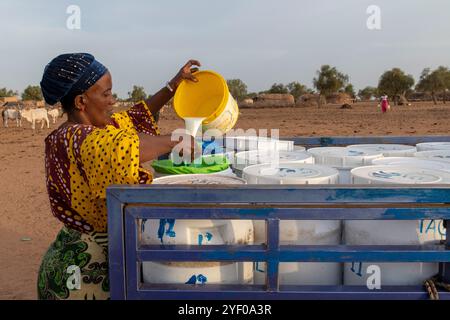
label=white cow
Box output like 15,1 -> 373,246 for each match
2,108 -> 22,127
47,108 -> 62,124
20,108 -> 50,130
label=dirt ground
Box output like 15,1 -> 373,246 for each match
1,101 -> 450,299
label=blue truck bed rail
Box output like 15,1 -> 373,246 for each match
107,135 -> 450,300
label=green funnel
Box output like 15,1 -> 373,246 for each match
152,155 -> 230,175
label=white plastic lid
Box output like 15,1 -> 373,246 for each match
307,147 -> 382,169
347,144 -> 417,157
372,157 -> 450,172
415,150 -> 450,163
351,165 -> 450,184
234,150 -> 314,171
225,136 -> 294,151
416,142 -> 450,152
243,163 -> 339,184
153,174 -> 246,185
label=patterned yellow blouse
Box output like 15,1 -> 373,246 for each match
45,101 -> 160,233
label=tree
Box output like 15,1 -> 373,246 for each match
313,65 -> 349,102
128,85 -> 147,102
227,79 -> 248,102
287,82 -> 308,101
416,66 -> 450,104
0,88 -> 18,98
268,83 -> 288,94
358,86 -> 378,100
378,68 -> 415,105
344,84 -> 356,98
22,85 -> 43,101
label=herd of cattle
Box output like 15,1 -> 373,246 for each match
1,106 -> 61,130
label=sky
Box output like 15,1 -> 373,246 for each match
1,0 -> 449,98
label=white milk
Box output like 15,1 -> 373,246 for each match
184,117 -> 206,137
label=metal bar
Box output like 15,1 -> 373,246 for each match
106,191 -> 126,300
125,206 -> 450,221
266,219 -> 280,291
124,214 -> 140,298
130,284 -> 450,300
135,244 -> 450,262
441,220 -> 450,283
108,185 -> 450,205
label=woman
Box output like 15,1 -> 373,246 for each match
37,53 -> 200,300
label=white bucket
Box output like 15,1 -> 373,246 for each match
372,157 -> 450,173
416,142 -> 450,152
307,147 -> 382,184
414,150 -> 450,164
347,144 -> 417,157
233,150 -> 314,174
142,174 -> 254,285
344,165 -> 448,286
243,163 -> 342,285
225,136 -> 295,152
243,163 -> 339,185
351,165 -> 450,184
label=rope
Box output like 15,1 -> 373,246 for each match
424,275 -> 450,300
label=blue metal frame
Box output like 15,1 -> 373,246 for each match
107,136 -> 450,300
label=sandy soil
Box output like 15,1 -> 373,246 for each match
1,101 -> 449,299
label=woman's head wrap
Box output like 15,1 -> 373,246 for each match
40,53 -> 108,105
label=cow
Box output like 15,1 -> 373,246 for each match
20,108 -> 50,130
47,108 -> 62,124
2,108 -> 22,127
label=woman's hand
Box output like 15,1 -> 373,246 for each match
145,59 -> 201,116
173,133 -> 201,164
169,59 -> 202,90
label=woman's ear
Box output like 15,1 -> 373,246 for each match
74,94 -> 87,112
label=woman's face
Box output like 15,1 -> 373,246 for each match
79,71 -> 116,127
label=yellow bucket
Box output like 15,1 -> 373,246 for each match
173,70 -> 239,134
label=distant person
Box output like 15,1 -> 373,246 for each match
380,94 -> 390,113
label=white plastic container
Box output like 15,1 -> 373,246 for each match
243,163 -> 339,185
345,165 -> 448,286
347,144 -> 417,157
351,165 -> 450,184
142,174 -> 254,285
416,142 -> 450,152
415,150 -> 450,164
307,147 -> 382,184
372,157 -> 450,173
225,136 -> 295,152
243,163 -> 342,285
233,150 -> 314,175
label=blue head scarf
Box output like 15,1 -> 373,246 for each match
40,53 -> 108,105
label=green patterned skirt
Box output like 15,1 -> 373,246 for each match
37,227 -> 110,300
